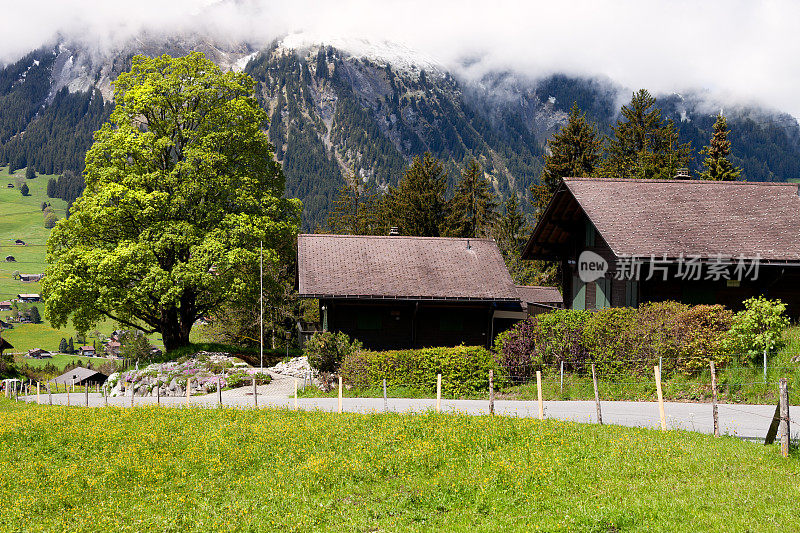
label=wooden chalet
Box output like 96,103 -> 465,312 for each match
0,301 -> 11,311
297,234 -> 525,350
524,178 -> 800,316
51,367 -> 108,387
79,346 -> 96,357
17,294 -> 41,303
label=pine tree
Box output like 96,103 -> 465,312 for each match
27,306 -> 41,324
597,89 -> 693,180
699,113 -> 742,181
531,103 -> 602,215
444,159 -> 499,238
19,182 -> 29,196
492,196 -> 557,285
384,153 -> 449,237
67,337 -> 74,354
326,168 -> 382,235
59,338 -> 68,353
25,167 -> 36,179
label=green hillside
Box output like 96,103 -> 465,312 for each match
0,166 -> 161,354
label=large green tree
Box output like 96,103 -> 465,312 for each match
597,89 -> 693,180
42,53 -> 301,350
492,196 -> 556,286
531,103 -> 602,215
384,153 -> 448,237
444,159 -> 498,238
699,113 -> 742,181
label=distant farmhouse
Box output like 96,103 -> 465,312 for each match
524,178 -> 800,316
297,233 -> 558,350
19,274 -> 43,283
17,294 -> 41,303
27,348 -> 51,358
78,346 -> 96,357
0,301 -> 11,311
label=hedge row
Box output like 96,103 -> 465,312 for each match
340,345 -> 505,396
495,302 -> 735,378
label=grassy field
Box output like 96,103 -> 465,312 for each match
0,400 -> 798,531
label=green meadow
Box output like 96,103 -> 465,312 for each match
0,400 -> 798,532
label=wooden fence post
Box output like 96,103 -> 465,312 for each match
780,378 -> 790,458
537,370 -> 544,420
710,361 -> 719,437
85,384 -> 89,407
655,365 -> 666,431
294,378 -> 298,411
156,381 -> 160,406
130,381 -> 134,408
186,378 -> 191,408
252,376 -> 257,408
436,374 -> 442,413
66,383 -> 70,407
591,364 -> 602,425
489,369 -> 494,415
217,376 -> 223,408
37,382 -> 40,405
383,378 -> 388,413
103,383 -> 108,407
338,375 -> 343,414
48,384 -> 52,406
560,360 -> 564,395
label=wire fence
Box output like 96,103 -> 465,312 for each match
3,363 -> 796,455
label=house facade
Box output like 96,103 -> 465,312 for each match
297,234 -> 528,350
524,178 -> 800,316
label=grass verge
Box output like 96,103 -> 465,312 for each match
1,399 -> 799,531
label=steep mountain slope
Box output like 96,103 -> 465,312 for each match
1,35 -> 800,229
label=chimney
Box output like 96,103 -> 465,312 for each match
674,168 -> 691,180
388,227 -> 399,236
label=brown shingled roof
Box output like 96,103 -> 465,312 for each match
525,178 -> 800,261
516,285 -> 563,305
298,234 -> 520,300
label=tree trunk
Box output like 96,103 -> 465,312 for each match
160,306 -> 191,352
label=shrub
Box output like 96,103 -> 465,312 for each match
305,331 -> 362,372
340,345 -> 505,396
25,167 -> 36,179
497,302 -> 733,378
44,213 -> 58,229
726,296 -> 790,362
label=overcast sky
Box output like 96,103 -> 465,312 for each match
3,0 -> 799,117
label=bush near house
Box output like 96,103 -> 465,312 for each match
496,301 -> 736,379
340,345 -> 506,396
305,331 -> 362,373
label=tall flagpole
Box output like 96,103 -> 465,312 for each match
260,241 -> 263,372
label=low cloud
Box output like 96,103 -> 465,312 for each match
4,0 -> 800,117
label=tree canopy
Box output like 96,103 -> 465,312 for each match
384,153 -> 449,237
699,113 -> 742,181
532,102 -> 602,214
444,159 -> 498,238
42,52 -> 301,350
597,89 -> 693,179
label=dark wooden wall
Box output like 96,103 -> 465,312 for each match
325,300 -> 494,350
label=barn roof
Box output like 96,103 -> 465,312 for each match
524,178 -> 800,261
298,234 -> 520,301
51,367 -> 107,385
